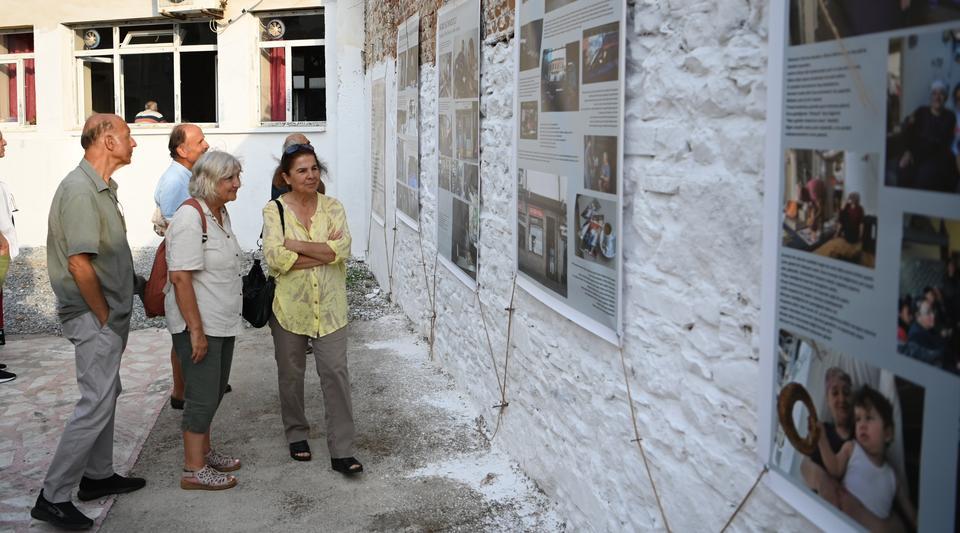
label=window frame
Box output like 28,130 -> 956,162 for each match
0,28 -> 37,128
256,9 -> 326,127
72,21 -> 219,127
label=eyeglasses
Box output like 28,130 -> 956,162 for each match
283,143 -> 314,155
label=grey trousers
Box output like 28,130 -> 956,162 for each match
269,318 -> 355,458
43,312 -> 128,503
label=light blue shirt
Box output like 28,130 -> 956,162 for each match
154,161 -> 191,220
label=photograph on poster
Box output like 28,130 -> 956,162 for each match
885,30 -> 960,194
439,52 -> 452,98
521,101 -> 538,140
398,50 -> 407,90
518,168 -> 568,297
582,21 -> 619,85
575,194 -> 616,269
398,185 -> 418,222
584,135 -> 617,193
439,113 -> 453,157
402,98 -> 417,136
788,0 -> 960,46
439,157 -> 455,192
456,103 -> 479,161
451,160 -> 464,197
463,162 -> 478,201
453,32 -> 479,99
782,149 -> 879,269
406,154 -> 419,188
519,19 -> 543,72
545,0 -> 577,13
396,143 -> 404,184
772,329 -> 924,532
897,213 -> 960,376
541,42 -> 580,112
406,46 -> 418,89
450,197 -> 479,280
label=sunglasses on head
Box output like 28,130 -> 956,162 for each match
283,143 -> 314,155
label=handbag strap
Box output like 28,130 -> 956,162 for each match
181,198 -> 208,243
275,199 -> 285,235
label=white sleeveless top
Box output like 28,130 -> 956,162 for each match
843,441 -> 896,518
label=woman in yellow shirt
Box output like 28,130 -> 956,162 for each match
261,144 -> 362,475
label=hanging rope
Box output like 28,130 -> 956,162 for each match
719,467 -> 769,533
618,343 -> 672,533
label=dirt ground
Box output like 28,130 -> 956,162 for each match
98,315 -> 565,532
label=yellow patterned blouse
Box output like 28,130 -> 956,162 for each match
262,193 -> 351,338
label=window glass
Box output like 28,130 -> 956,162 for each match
121,54 -> 174,122
119,24 -> 174,46
0,62 -> 16,123
181,51 -> 217,123
260,14 -> 324,41
260,47 -> 285,121
292,45 -> 325,122
0,32 -> 33,54
75,27 -> 114,51
179,22 -> 217,46
80,58 -> 114,118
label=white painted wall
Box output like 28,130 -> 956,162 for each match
0,0 -> 368,254
365,2 -> 819,531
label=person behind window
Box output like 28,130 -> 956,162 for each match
165,151 -> 244,490
261,144 -> 363,475
134,101 -> 165,124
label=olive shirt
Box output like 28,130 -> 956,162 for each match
47,159 -> 135,339
262,193 -> 351,338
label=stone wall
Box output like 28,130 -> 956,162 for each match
363,0 -> 815,530
364,0 -> 514,66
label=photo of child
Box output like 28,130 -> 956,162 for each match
773,330 -> 925,532
574,194 -> 616,269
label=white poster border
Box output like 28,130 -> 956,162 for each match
435,0 -> 481,291
511,0 -> 625,347
438,253 -> 478,291
396,14 -> 421,232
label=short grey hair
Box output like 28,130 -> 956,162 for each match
189,151 -> 241,203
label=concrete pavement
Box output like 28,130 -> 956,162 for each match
1,314 -> 563,532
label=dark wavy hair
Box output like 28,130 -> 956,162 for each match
272,144 -> 327,194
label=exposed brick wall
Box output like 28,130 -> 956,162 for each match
364,0 -> 514,68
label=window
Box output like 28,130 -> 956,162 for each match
258,11 -> 326,124
0,29 -> 36,126
73,22 -> 218,125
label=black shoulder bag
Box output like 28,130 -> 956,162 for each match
242,200 -> 285,328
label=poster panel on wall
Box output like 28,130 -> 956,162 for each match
760,3 -> 960,531
436,0 -> 481,287
397,15 -> 421,229
514,0 -> 625,345
371,75 -> 387,224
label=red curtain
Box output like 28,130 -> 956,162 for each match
6,34 -> 35,124
269,48 -> 285,121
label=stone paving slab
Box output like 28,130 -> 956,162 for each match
0,328 -> 172,532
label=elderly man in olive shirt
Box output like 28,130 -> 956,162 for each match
31,114 -> 146,530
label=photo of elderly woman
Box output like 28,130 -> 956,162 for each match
773,329 -> 925,532
886,30 -> 960,194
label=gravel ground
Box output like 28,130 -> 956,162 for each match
2,247 -> 398,336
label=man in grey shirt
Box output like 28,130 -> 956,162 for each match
31,114 -> 146,530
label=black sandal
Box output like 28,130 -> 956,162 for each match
331,457 -> 363,475
289,441 -> 312,462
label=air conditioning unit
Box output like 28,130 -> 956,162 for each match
157,0 -> 225,19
